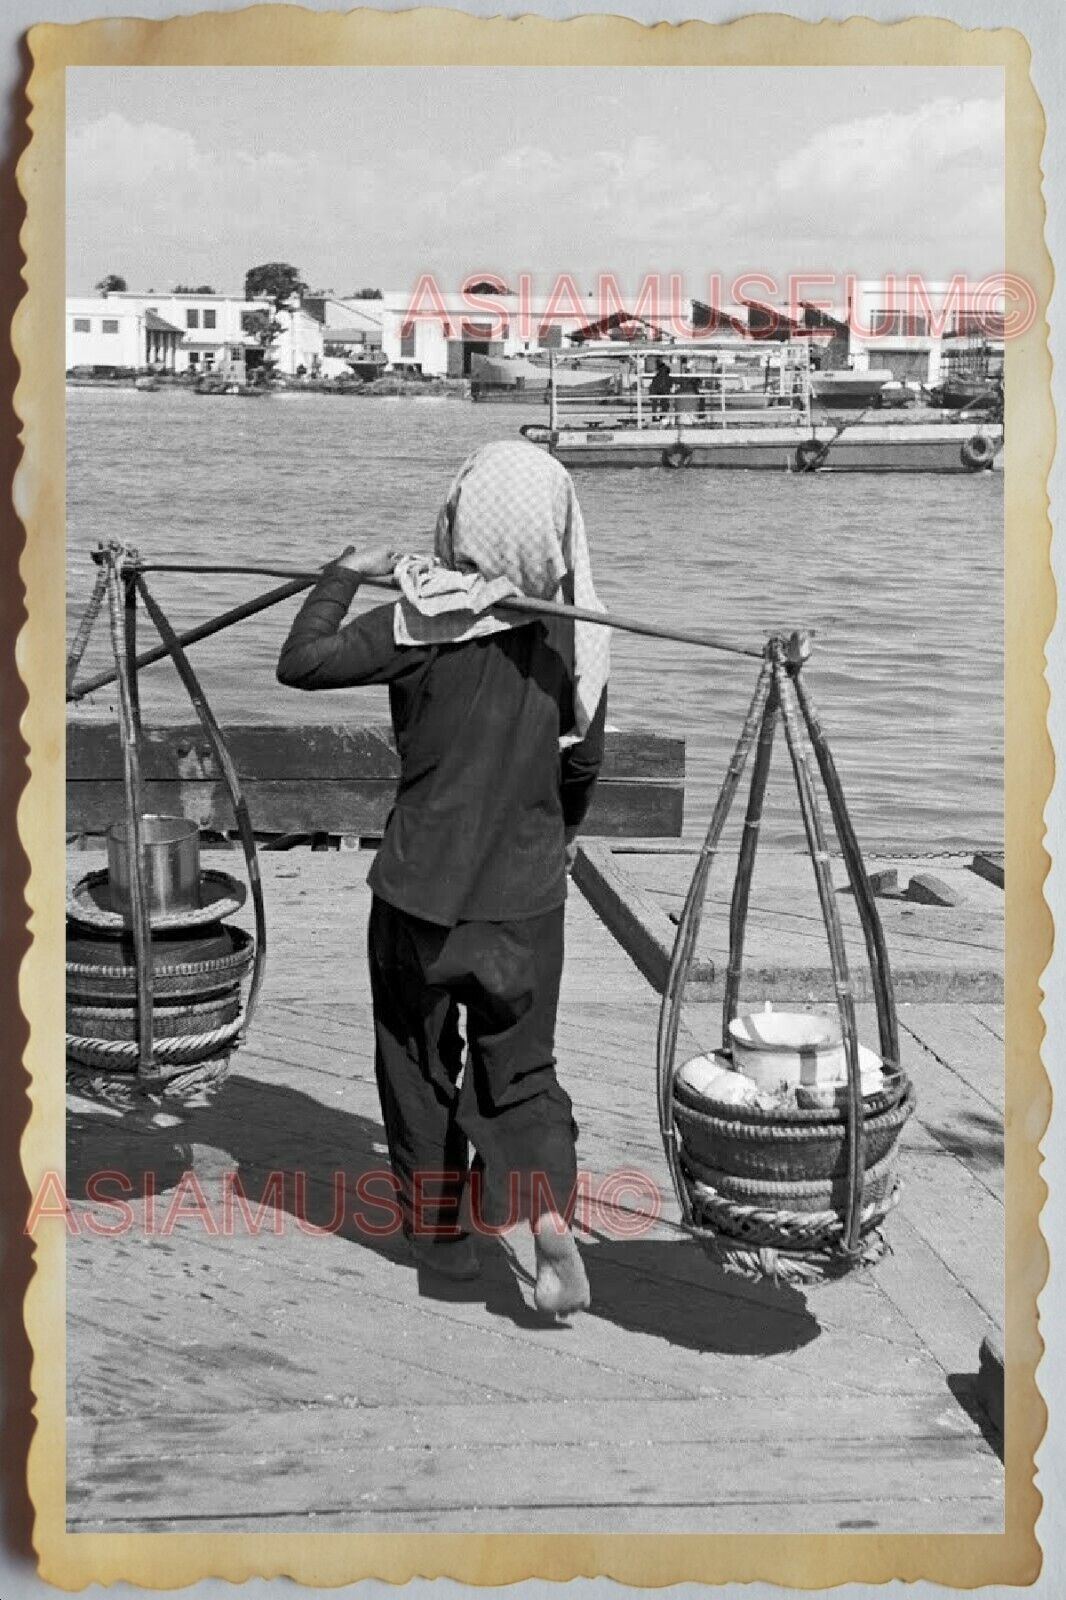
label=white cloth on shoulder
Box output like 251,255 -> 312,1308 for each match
393,556 -> 520,636
393,440 -> 609,739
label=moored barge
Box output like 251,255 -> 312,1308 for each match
520,342 -> 1003,473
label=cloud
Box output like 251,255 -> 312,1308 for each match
712,97 -> 1004,271
66,94 -> 1004,294
67,112 -> 385,287
68,112 -> 202,187
773,96 -> 1002,196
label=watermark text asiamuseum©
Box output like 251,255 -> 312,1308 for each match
25,1166 -> 663,1240
398,270 -> 1035,341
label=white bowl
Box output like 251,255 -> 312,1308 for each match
728,1010 -> 845,1090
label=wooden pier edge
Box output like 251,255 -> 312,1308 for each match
572,840 -> 1004,1004
571,838 -> 713,997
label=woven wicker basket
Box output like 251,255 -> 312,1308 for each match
66,990 -> 241,1042
681,1147 -> 899,1216
673,1076 -> 915,1183
66,1021 -> 242,1073
688,1175 -> 901,1260
673,1064 -> 906,1123
655,641 -> 914,1280
66,925 -> 254,1004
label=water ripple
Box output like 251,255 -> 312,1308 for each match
67,387 -> 1003,851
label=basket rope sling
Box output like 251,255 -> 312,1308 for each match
656,630 -> 914,1285
65,541 -> 268,1105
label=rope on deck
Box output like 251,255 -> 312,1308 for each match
66,565 -> 108,696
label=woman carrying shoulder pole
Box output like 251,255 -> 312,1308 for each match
276,441 -> 609,1316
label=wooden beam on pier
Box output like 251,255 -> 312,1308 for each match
66,721 -> 686,839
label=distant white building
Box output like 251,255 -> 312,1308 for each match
334,288 -> 596,378
65,290 -> 325,377
301,296 -> 385,378
847,279 -> 1005,386
72,279 -> 999,385
696,279 -> 1006,388
67,296 -> 186,373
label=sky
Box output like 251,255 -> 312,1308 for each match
66,66 -> 1004,298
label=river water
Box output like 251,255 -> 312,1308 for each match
66,386 -> 1003,851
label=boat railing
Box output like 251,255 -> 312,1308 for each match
546,343 -> 813,430
544,391 -> 808,432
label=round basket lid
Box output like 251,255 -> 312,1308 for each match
66,923 -> 241,969
67,868 -> 246,932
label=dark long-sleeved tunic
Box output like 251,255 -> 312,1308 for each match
277,568 -> 606,927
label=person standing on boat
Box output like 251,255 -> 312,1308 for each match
676,357 -> 701,420
276,441 -> 609,1317
649,357 -> 673,418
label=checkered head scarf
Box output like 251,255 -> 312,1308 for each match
394,440 -> 609,737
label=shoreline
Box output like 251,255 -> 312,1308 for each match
66,375 -> 473,399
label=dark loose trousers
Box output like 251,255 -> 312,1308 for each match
368,896 -> 578,1233
278,568 -> 605,1239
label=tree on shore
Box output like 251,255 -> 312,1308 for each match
95,273 -> 127,295
242,263 -> 309,376
240,306 -> 282,373
173,283 -> 216,294
244,262 -> 308,308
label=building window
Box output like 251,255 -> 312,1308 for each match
102,319 -> 119,334
203,309 -> 217,329
400,324 -> 416,358
186,309 -> 200,329
870,310 -> 928,338
73,318 -> 91,332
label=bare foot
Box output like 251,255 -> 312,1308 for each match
533,1212 -> 590,1316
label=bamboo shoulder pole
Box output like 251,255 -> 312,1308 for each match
68,575 -> 315,702
136,561 -> 766,659
69,555 -> 771,702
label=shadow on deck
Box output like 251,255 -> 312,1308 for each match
69,1071 -> 819,1361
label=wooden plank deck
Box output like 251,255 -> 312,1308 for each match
575,841 -> 1003,1002
66,850 -> 1003,1534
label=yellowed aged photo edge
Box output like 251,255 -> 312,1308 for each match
14,8 -> 1052,1587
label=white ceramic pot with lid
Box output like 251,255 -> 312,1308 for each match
728,1009 -> 845,1091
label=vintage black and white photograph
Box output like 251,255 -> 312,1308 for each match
52,48 -> 1013,1542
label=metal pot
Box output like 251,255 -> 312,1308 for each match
107,814 -> 201,917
